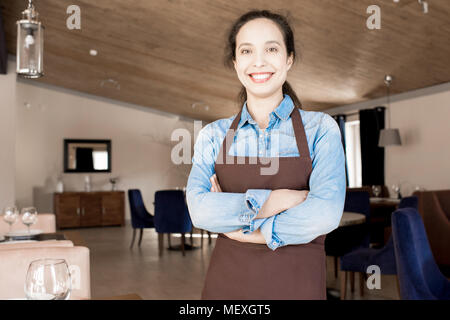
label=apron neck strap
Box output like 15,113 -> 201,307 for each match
218,107 -> 310,161
291,108 -> 311,159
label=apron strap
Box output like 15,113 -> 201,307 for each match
217,106 -> 311,162
217,109 -> 242,163
291,108 -> 311,159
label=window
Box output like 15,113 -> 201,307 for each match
92,151 -> 108,170
345,120 -> 362,187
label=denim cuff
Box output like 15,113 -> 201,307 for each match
241,189 -> 272,233
260,216 -> 284,250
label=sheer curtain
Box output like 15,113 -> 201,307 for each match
345,120 -> 362,187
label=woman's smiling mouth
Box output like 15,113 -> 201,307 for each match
248,72 -> 274,83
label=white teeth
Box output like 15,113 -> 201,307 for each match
251,73 -> 272,80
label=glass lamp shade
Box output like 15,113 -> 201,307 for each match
16,19 -> 44,78
378,128 -> 402,147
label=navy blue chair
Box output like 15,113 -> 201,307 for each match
154,190 -> 193,256
128,189 -> 155,249
392,207 -> 450,300
339,196 -> 418,299
325,191 -> 371,281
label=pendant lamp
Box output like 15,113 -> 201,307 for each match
379,75 -> 401,147
16,0 -> 44,78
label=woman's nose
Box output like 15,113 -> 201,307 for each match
252,50 -> 266,67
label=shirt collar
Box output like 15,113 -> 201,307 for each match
237,94 -> 295,130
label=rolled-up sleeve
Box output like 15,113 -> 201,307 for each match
258,114 -> 346,250
186,124 -> 264,233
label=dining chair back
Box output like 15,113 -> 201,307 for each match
326,191 -> 371,256
127,189 -> 155,248
0,246 -> 91,300
154,190 -> 192,234
399,196 -> 418,210
154,190 -> 192,256
391,207 -> 450,299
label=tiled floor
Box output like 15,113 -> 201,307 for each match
75,223 -> 399,300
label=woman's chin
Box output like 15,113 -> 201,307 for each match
246,87 -> 282,99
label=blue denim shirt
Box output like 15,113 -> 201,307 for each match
186,95 -> 346,250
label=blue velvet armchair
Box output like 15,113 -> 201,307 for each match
392,207 -> 450,300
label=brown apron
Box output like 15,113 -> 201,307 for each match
201,107 -> 326,300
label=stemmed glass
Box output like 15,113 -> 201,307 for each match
3,206 -> 19,233
24,259 -> 72,300
391,184 -> 400,199
21,207 -> 38,235
372,185 -> 382,198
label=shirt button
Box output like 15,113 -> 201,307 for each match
272,241 -> 277,246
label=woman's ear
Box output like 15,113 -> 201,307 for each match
286,53 -> 294,71
233,59 -> 237,71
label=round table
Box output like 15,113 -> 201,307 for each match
339,211 -> 366,227
370,197 -> 401,205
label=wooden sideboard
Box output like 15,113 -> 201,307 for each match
54,191 -> 125,229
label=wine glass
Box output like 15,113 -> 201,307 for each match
24,259 -> 72,300
21,207 -> 38,234
391,184 -> 400,199
372,185 -> 381,198
3,206 -> 19,233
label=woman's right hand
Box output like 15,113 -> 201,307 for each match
256,189 -> 309,219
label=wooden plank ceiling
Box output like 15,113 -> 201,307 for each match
1,0 -> 449,121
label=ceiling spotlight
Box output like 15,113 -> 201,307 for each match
100,78 -> 120,90
89,49 -> 98,56
192,101 -> 209,110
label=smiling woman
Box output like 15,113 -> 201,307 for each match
186,10 -> 346,300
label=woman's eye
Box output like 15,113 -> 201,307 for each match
241,49 -> 250,54
268,47 -> 278,53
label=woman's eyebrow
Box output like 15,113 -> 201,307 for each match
237,40 -> 281,49
238,42 -> 253,49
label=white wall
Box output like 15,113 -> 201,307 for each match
2,59 -> 197,221
0,60 -> 16,210
385,89 -> 450,196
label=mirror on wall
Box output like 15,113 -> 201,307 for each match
64,139 -> 111,173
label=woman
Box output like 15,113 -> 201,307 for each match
186,10 -> 346,299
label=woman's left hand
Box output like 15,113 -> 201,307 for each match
209,173 -> 266,244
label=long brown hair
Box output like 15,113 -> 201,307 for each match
224,10 -> 302,108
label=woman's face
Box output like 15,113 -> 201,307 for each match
233,18 -> 293,99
